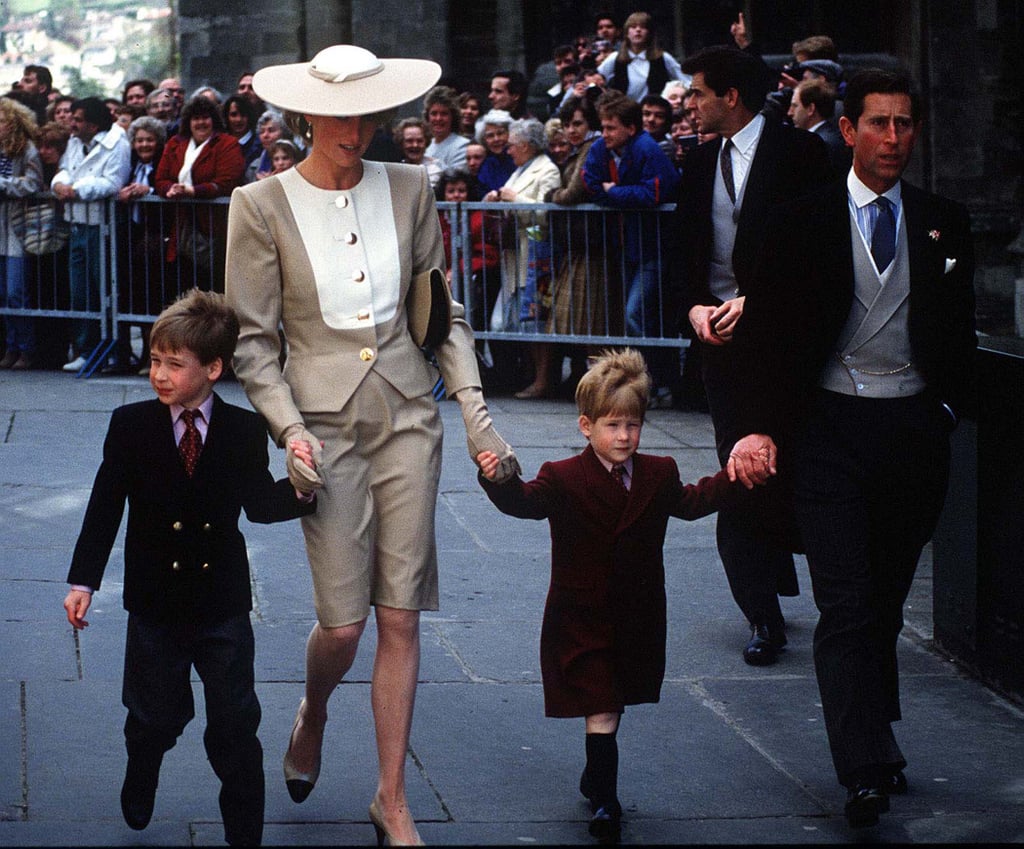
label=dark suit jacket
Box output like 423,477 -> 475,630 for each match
673,118 -> 833,319
734,178 -> 978,441
813,119 -> 853,177
480,445 -> 731,717
68,394 -> 315,623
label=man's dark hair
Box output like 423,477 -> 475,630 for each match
178,94 -> 226,137
72,96 -> 114,131
594,12 -> 617,29
24,64 -> 52,91
554,44 -> 575,61
492,69 -> 528,99
640,94 -> 671,115
122,78 -> 155,103
681,46 -> 771,114
843,69 -> 922,127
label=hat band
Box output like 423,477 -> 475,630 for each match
308,60 -> 384,84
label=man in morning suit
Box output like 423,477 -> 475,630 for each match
727,69 -> 977,828
672,45 -> 833,665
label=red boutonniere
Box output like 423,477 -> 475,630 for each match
928,229 -> 941,241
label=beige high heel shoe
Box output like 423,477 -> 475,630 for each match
282,699 -> 323,803
368,798 -> 425,846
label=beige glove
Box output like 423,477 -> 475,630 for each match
280,423 -> 324,493
455,387 -> 521,483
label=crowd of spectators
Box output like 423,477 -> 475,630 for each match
0,9 -> 852,396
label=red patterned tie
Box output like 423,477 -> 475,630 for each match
611,464 -> 628,491
179,409 -> 202,477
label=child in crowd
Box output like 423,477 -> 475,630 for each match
63,289 -> 316,846
269,138 -> 300,174
477,348 -> 754,843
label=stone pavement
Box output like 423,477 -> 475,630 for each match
2,370 -> 1023,846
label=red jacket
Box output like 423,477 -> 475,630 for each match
155,132 -> 245,262
480,445 -> 731,717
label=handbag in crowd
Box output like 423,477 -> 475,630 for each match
11,197 -> 70,255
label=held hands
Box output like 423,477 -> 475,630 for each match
476,451 -> 502,481
456,387 -> 521,483
727,433 -> 777,490
63,589 -> 92,630
280,423 -> 324,493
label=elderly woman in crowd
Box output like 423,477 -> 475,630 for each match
394,116 -> 442,187
155,94 -> 245,292
244,108 -> 286,182
106,115 -> 168,374
225,44 -> 517,846
0,97 -> 43,371
424,85 -> 469,171
483,116 -> 561,396
475,108 -> 514,193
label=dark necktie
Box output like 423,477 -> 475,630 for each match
720,139 -> 736,204
611,464 -> 628,492
179,409 -> 203,477
871,196 -> 896,273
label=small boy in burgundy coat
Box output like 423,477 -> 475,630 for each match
478,348 -> 763,842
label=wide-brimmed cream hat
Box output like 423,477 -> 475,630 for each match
253,45 -> 442,116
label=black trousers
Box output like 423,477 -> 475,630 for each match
702,345 -> 799,628
123,612 -> 264,844
794,390 -> 950,787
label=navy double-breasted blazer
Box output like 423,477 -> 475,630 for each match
68,394 -> 315,623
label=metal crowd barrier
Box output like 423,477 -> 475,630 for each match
438,200 -> 685,348
0,194 -> 682,377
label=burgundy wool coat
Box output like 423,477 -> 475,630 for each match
480,444 -> 731,717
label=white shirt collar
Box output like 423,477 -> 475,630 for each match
847,168 -> 901,209
727,113 -> 765,156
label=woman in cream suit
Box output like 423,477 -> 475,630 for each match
483,117 -> 561,397
225,46 -> 518,846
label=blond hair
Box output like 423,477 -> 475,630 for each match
0,97 -> 38,158
575,348 -> 651,421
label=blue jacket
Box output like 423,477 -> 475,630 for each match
478,151 -> 515,193
581,130 -> 679,263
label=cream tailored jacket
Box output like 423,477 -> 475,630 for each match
225,161 -> 481,444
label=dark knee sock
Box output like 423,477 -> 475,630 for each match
585,732 -> 620,812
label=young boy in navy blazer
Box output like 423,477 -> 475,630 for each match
477,348 -> 766,842
63,289 -> 316,846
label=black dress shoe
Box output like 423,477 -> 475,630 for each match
844,783 -> 889,828
743,623 -> 781,665
588,802 -> 622,843
120,753 -> 162,830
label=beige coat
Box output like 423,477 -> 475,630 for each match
225,161 -> 481,443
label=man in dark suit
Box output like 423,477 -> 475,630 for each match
672,45 -> 833,665
728,69 -> 977,828
789,77 -> 852,175
64,290 -> 316,845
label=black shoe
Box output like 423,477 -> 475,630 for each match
588,803 -> 622,843
100,361 -> 135,376
120,753 -> 162,830
883,770 -> 908,795
844,783 -> 889,828
743,623 -> 782,666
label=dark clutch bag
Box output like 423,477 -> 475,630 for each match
408,267 -> 453,349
